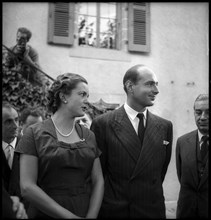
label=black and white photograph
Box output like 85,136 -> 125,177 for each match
2,2 -> 209,219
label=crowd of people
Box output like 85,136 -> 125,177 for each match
2,28 -> 209,219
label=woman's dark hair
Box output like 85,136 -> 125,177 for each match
47,73 -> 88,114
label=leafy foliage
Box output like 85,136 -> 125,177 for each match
2,49 -> 51,117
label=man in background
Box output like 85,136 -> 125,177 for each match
2,101 -> 30,212
19,107 -> 44,135
176,94 -> 209,218
4,27 -> 45,85
2,101 -> 20,195
2,184 -> 28,219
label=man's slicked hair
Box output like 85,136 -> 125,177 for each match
194,94 -> 209,109
123,64 -> 145,93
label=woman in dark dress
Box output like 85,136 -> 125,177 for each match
15,73 -> 104,218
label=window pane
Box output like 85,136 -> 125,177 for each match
78,15 -> 97,47
86,16 -> 97,46
79,3 -> 96,16
87,2 -> 97,16
78,2 -> 117,49
100,18 -> 116,39
100,3 -> 116,19
78,3 -> 87,15
78,15 -> 86,45
109,3 -> 116,19
100,18 -> 116,49
100,32 -> 116,49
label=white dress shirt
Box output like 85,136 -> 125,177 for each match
2,137 -> 17,169
124,102 -> 147,135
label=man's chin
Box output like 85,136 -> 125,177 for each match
199,127 -> 209,135
147,101 -> 154,106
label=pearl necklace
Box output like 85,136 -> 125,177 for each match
51,117 -> 74,137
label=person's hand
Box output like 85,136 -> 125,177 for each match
23,46 -> 35,66
10,196 -> 28,219
14,45 -> 26,55
23,45 -> 30,57
23,46 -> 30,60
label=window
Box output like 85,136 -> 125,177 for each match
48,3 -> 150,53
78,3 -> 117,49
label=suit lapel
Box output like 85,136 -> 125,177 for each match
185,131 -> 199,187
131,111 -> 163,178
198,146 -> 209,188
199,159 -> 208,188
1,148 -> 11,191
110,106 -> 141,162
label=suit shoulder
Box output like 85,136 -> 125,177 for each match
177,130 -> 197,143
92,109 -> 118,122
151,113 -> 172,125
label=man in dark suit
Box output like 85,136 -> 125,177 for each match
91,64 -> 173,218
176,94 -> 209,218
2,101 -> 21,197
2,183 -> 28,219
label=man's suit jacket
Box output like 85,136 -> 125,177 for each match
2,137 -> 21,197
2,183 -> 17,219
91,106 -> 173,218
176,130 -> 208,218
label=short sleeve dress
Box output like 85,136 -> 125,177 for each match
15,118 -> 101,218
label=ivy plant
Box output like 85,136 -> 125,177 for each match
2,53 -> 51,117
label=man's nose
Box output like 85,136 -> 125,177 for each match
84,96 -> 89,103
200,111 -> 208,120
153,85 -> 159,95
12,120 -> 19,128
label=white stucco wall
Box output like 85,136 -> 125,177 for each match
3,2 -> 209,203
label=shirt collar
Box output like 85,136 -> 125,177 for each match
198,130 -> 209,142
124,102 -> 147,121
2,137 -> 17,150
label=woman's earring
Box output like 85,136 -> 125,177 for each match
64,100 -> 67,104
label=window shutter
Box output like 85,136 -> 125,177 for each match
128,3 -> 150,52
48,3 -> 74,45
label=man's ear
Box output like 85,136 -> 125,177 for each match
125,80 -> 134,94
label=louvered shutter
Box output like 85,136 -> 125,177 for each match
128,3 -> 150,52
48,3 -> 74,45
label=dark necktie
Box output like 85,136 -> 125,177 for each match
201,135 -> 208,161
137,113 -> 145,145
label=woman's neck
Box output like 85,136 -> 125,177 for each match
52,110 -> 75,130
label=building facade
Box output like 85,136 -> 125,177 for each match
3,2 -> 209,213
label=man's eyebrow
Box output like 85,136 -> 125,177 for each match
145,80 -> 158,84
